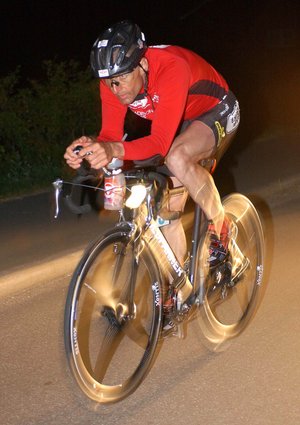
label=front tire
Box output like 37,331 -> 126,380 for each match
64,225 -> 163,403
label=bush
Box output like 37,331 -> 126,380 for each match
0,60 -> 100,199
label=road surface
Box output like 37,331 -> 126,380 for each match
0,132 -> 300,424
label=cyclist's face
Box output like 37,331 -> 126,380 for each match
105,59 -> 147,105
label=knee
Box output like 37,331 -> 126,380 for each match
165,144 -> 190,179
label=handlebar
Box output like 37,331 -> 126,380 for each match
66,155 -> 102,214
53,144 -> 218,219
53,148 -> 169,218
53,153 -> 103,218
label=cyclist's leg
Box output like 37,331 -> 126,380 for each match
163,124 -> 235,264
166,121 -> 224,235
160,176 -> 188,265
165,92 -> 240,237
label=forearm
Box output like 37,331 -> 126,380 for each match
108,141 -> 125,159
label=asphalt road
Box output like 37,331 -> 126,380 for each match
0,196 -> 300,425
0,131 -> 300,424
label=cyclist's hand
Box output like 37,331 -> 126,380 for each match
81,141 -> 125,169
64,136 -> 94,169
80,141 -> 114,169
64,137 -> 125,170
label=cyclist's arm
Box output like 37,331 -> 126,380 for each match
123,58 -> 190,160
93,59 -> 190,161
97,81 -> 127,142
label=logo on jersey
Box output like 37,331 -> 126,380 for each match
215,121 -> 225,147
129,93 -> 159,118
130,97 -> 149,109
226,101 -> 240,134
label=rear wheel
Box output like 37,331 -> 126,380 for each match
64,226 -> 163,403
197,194 -> 264,350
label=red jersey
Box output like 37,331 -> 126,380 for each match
98,45 -> 229,160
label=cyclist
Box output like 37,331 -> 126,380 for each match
64,20 -> 241,275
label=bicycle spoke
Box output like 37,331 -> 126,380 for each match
64,228 -> 162,403
94,315 -> 125,383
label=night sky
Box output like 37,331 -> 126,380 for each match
2,0 -> 300,78
1,0 -> 300,136
2,0 -> 208,76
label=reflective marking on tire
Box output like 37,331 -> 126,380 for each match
73,327 -> 79,355
256,264 -> 263,286
152,281 -> 161,306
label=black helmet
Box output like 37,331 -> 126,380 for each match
90,20 -> 147,78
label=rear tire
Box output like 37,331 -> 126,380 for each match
64,225 -> 163,403
196,194 -> 265,350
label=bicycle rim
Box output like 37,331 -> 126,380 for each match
197,194 -> 264,349
64,227 -> 162,403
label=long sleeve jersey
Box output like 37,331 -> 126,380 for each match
97,45 -> 229,160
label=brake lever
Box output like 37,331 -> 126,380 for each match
52,179 -> 63,218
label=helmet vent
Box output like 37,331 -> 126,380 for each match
90,20 -> 147,78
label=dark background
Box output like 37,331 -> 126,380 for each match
2,0 -> 299,77
1,0 -> 300,149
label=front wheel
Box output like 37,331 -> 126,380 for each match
64,225 -> 163,404
196,194 -> 265,350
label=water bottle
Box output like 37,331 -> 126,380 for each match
104,158 -> 126,210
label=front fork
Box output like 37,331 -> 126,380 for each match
113,219 -> 145,321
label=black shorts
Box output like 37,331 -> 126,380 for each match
181,91 -> 240,148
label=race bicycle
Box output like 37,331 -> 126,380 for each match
53,153 -> 264,404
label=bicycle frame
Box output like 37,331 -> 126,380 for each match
58,154 -> 265,404
53,163 -> 207,307
121,182 -> 206,309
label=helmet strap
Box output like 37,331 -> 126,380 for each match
138,63 -> 149,95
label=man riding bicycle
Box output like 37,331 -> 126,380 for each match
64,20 -> 241,277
